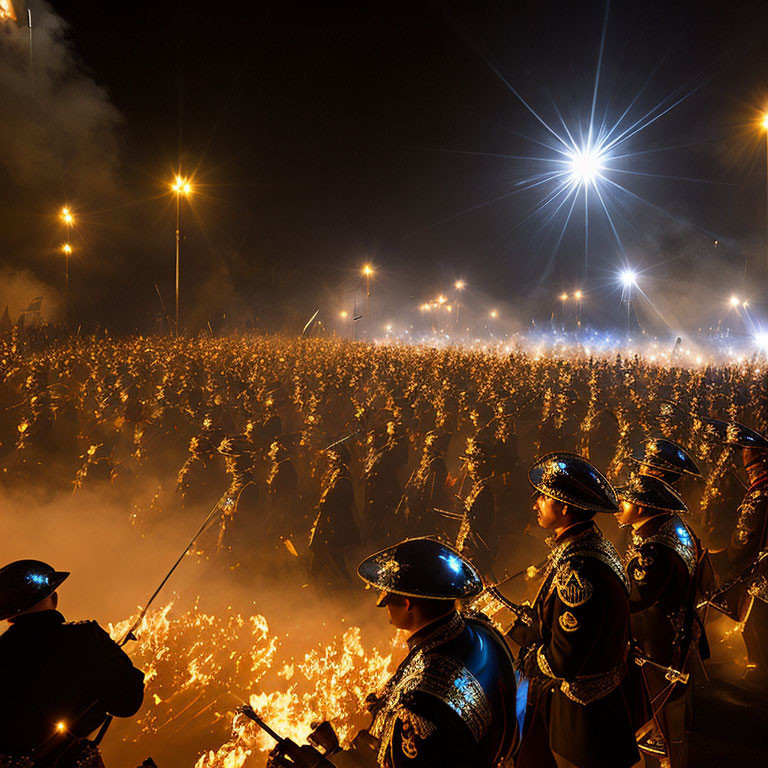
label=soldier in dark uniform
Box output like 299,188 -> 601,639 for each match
362,432 -> 404,548
215,436 -> 261,562
405,430 -> 450,538
614,474 -> 707,767
456,438 -> 497,581
707,422 -> 768,686
356,538 -> 518,767
511,452 -> 640,768
176,431 -> 226,512
0,560 -> 144,767
265,437 -> 301,539
309,444 -> 361,585
629,437 -> 701,488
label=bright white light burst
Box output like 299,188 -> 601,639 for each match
443,3 -> 704,278
620,269 -> 637,288
567,145 -> 606,186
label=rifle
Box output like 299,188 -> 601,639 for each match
633,652 -> 690,685
237,705 -> 337,768
697,550 -> 768,617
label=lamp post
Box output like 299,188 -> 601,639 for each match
59,207 -> 74,323
620,270 -> 637,334
763,113 -> 768,270
61,243 -> 72,322
454,280 -> 465,329
172,175 -> 192,335
362,264 -> 373,336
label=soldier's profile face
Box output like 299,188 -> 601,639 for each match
615,500 -> 642,526
380,594 -> 411,629
535,494 -> 564,529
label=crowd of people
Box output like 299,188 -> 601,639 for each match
1,331 -> 767,767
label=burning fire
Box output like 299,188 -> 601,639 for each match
0,0 -> 16,23
109,602 -> 398,766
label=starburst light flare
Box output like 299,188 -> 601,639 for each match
566,145 -> 606,186
620,269 -> 637,288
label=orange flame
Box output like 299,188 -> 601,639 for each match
109,602 -> 398,766
0,1 -> 16,23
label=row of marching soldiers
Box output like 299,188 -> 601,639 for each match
311,420 -> 765,768
2,418 -> 767,768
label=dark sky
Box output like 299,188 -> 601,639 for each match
3,0 -> 768,332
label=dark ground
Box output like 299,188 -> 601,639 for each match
689,613 -> 768,767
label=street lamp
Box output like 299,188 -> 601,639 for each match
61,243 -> 72,322
172,174 -> 193,335
59,207 -> 75,323
620,269 -> 638,333
763,113 -> 768,269
362,264 -> 374,335
729,295 -> 740,308
573,289 -> 583,327
454,280 -> 465,328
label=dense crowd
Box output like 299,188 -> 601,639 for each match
1,334 -> 760,557
2,332 -> 768,767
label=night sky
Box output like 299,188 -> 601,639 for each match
2,0 -> 768,332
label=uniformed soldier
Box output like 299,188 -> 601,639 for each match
215,436 -> 260,561
707,422 -> 768,686
362,432 -> 404,548
265,437 -> 301,538
455,438 -> 497,581
629,437 -> 701,487
405,430 -> 450,538
0,560 -> 144,768
614,474 -> 708,767
512,452 -> 640,768
176,431 -> 226,511
356,537 -> 518,767
309,444 -> 361,585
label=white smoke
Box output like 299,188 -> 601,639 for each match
0,1 -> 121,195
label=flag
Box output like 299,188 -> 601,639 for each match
24,297 -> 43,313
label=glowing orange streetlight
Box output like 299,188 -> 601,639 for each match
58,206 -> 75,323
454,281 -> 465,327
172,174 -> 193,335
489,309 -> 498,320
339,310 -> 348,319
761,113 -> 768,268
361,264 -> 374,333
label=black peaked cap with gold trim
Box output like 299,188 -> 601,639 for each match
528,452 -> 618,513
615,474 -> 687,513
630,437 -> 701,477
357,538 -> 483,601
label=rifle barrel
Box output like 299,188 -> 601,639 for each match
238,705 -> 283,744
